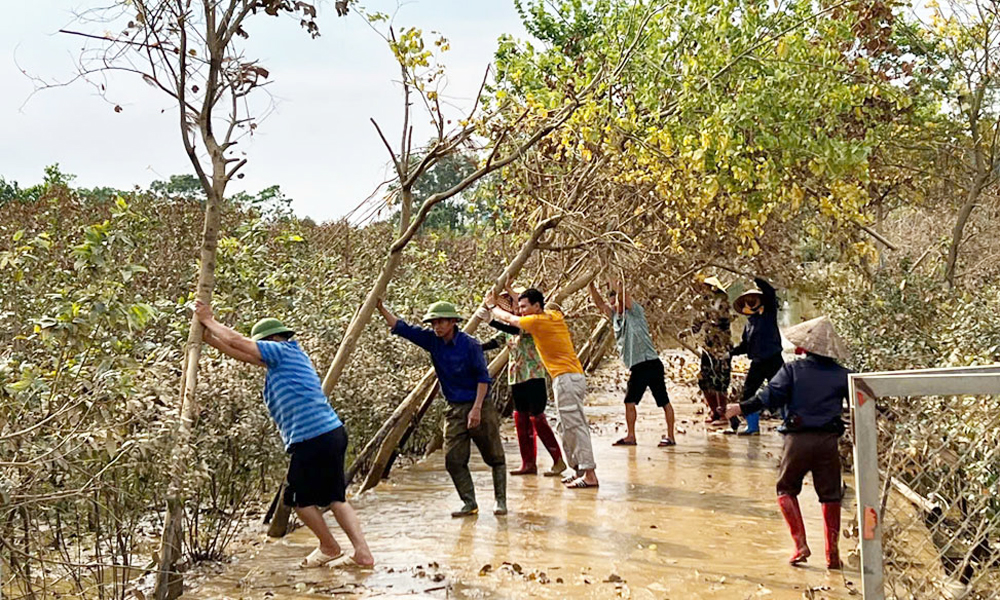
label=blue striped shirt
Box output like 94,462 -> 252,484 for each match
257,340 -> 342,449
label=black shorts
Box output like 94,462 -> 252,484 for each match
698,352 -> 731,393
284,426 -> 348,508
511,378 -> 547,415
624,359 -> 671,407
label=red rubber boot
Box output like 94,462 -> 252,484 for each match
822,502 -> 842,569
777,495 -> 811,565
510,411 -> 537,475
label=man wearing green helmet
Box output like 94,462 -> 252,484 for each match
193,301 -> 374,569
377,299 -> 507,518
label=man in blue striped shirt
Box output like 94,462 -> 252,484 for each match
194,301 -> 374,569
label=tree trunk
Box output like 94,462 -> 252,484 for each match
321,188 -> 414,395
321,251 -> 405,396
586,331 -> 615,373
946,83 -> 988,288
944,175 -> 985,287
549,267 -> 598,307
345,369 -> 438,485
154,187 -> 223,600
578,318 -> 611,369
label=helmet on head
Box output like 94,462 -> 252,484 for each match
250,317 -> 295,342
422,301 -> 464,323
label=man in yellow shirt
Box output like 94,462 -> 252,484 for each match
489,288 -> 599,488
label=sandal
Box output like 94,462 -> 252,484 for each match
544,459 -> 567,477
612,437 -> 637,446
561,472 -> 582,485
564,476 -> 599,489
328,555 -> 375,570
300,547 -> 343,569
658,437 -> 676,447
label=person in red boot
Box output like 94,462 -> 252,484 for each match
725,316 -> 851,569
685,275 -> 733,427
477,288 -> 567,478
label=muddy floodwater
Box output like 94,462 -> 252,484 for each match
183,363 -> 860,599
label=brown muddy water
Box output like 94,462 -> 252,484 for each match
183,364 -> 860,599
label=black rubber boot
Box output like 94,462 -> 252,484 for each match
448,465 -> 478,518
492,465 -> 508,515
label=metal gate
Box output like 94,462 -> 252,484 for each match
850,365 -> 1000,599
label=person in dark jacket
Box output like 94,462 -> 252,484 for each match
730,277 -> 784,435
725,316 -> 851,570
377,299 -> 507,518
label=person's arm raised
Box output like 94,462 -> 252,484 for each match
376,299 -> 399,329
490,304 -> 522,329
588,282 -> 614,318
194,301 -> 265,367
616,277 -> 631,313
481,332 -> 506,352
754,277 -> 779,312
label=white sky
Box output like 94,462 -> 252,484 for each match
1,1 -> 529,222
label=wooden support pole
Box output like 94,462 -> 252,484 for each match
586,328 -> 614,373
578,318 -> 611,372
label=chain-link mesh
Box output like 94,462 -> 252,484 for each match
872,393 -> 1000,599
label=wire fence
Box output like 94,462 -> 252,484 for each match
864,389 -> 1000,599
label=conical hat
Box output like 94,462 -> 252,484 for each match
734,288 -> 764,314
782,316 -> 850,361
702,276 -> 727,293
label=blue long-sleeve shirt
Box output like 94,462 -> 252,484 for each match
392,319 -> 492,403
732,277 -> 783,361
740,354 -> 850,434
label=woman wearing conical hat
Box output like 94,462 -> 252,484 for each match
686,274 -> 733,426
729,276 -> 785,435
725,316 -> 851,570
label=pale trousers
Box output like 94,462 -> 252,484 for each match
552,372 -> 596,472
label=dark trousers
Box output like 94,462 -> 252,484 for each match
444,401 -> 505,505
777,432 -> 843,503
742,352 -> 785,401
511,378 -> 547,415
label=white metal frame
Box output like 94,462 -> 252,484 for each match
850,365 -> 1000,599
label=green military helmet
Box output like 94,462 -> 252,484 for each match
250,317 -> 296,341
422,301 -> 464,323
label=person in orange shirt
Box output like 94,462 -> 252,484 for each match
488,288 -> 599,489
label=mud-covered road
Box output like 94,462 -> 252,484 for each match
182,359 -> 860,599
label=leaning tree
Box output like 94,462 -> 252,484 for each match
48,1 -> 345,597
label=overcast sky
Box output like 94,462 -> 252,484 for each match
1,1 -> 529,222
